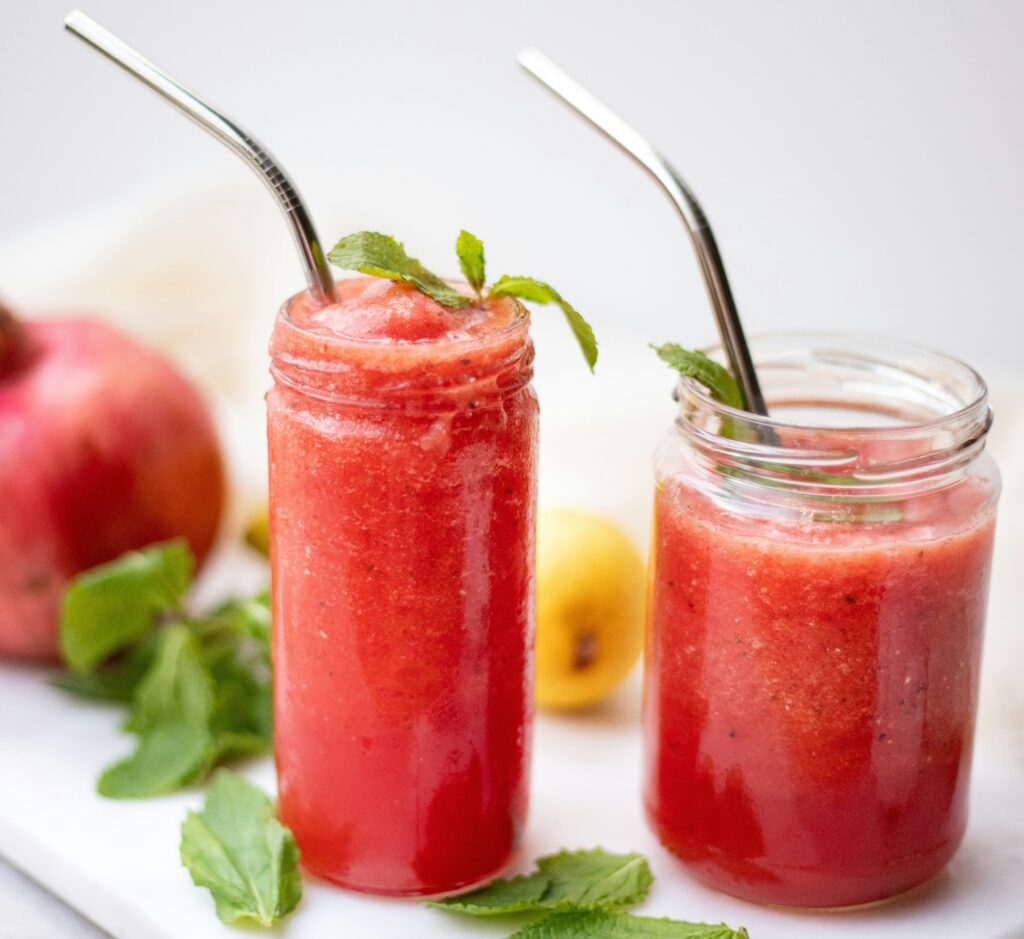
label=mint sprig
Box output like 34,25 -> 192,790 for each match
180,770 -> 302,927
456,229 -> 486,299
507,911 -> 749,938
53,543 -> 273,798
426,848 -> 652,915
492,275 -> 598,372
98,624 -> 215,798
327,231 -> 470,308
650,343 -> 743,410
426,847 -> 747,938
327,230 -> 598,372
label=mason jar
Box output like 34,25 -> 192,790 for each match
268,277 -> 537,896
643,333 -> 999,908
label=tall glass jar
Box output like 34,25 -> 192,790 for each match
644,333 -> 999,909
268,277 -> 537,896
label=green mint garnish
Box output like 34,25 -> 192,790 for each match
327,231 -> 470,308
180,770 -> 302,927
203,596 -> 274,757
51,633 -> 158,704
54,543 -> 274,798
653,342 -> 904,522
328,230 -> 598,371
492,275 -> 598,373
507,911 -> 749,938
98,624 -> 216,798
650,343 -> 743,410
427,847 -> 747,937
456,229 -> 486,299
425,848 -> 653,915
60,539 -> 192,672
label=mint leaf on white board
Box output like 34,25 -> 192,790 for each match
507,911 -> 750,939
180,770 -> 302,927
425,848 -> 652,915
425,871 -> 551,914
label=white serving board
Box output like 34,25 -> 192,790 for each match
1,630 -> 1023,939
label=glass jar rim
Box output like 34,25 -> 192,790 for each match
277,278 -> 530,360
679,330 -> 990,439
270,279 -> 534,407
671,331 -> 994,503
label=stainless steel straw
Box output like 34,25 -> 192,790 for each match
519,48 -> 768,416
64,10 -> 336,303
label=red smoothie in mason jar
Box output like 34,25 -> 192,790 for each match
268,277 -> 537,895
644,335 -> 999,908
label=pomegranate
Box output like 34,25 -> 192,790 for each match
0,300 -> 224,660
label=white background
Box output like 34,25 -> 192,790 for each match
1,0 -> 1023,377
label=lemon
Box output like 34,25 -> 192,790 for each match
245,504 -> 270,556
535,508 -> 646,710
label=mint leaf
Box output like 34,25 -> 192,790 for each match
196,594 -> 273,754
180,770 -> 302,927
491,275 -> 598,372
98,625 -> 215,799
51,669 -> 141,704
537,850 -> 653,910
426,872 -> 550,914
198,593 -> 271,646
207,649 -> 272,750
52,633 -> 158,704
327,231 -> 469,308
507,911 -> 749,939
456,230 -> 486,298
60,540 -> 193,672
426,848 -> 652,915
650,343 -> 743,410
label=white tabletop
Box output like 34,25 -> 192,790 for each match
0,859 -> 107,938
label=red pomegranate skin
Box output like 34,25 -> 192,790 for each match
0,316 -> 225,660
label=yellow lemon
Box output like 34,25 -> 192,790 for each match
245,503 -> 270,556
535,508 -> 646,710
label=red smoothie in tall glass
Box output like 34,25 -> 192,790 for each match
644,335 -> 999,908
268,277 -> 537,895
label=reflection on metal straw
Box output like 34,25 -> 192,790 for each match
64,10 -> 335,303
518,47 -> 767,416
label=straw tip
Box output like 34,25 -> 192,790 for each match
64,9 -> 88,32
516,46 -> 545,71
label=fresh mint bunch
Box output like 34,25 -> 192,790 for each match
426,847 -> 747,938
328,230 -> 598,372
180,770 -> 302,927
53,540 -> 273,799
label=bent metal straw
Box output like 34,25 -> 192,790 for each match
65,10 -> 335,304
